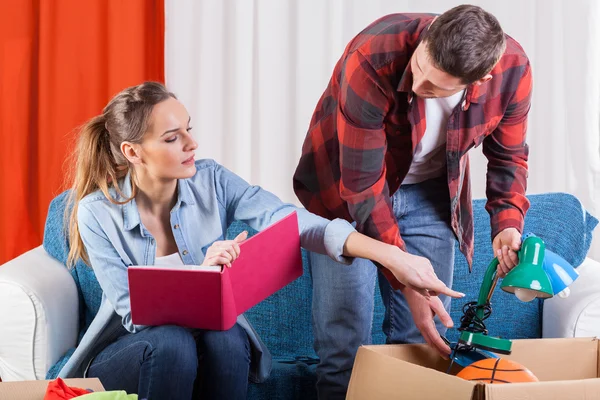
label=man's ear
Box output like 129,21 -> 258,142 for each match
121,142 -> 142,165
475,74 -> 493,86
428,16 -> 438,29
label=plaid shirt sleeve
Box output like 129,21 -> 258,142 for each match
483,62 -> 533,240
338,50 -> 404,289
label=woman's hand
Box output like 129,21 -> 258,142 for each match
202,231 -> 248,268
340,231 -> 463,359
342,232 -> 464,298
403,287 -> 454,358
382,249 -> 464,298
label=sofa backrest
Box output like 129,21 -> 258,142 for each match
43,191 -> 597,360
43,192 -> 102,339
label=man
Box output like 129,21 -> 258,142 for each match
293,5 -> 532,399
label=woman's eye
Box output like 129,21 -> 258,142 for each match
165,135 -> 177,143
186,127 -> 193,132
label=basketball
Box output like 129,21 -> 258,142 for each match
456,358 -> 539,384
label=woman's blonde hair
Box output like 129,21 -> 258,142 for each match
65,82 -> 175,267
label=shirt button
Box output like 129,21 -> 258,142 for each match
182,250 -> 188,256
173,224 -> 180,229
150,239 -> 155,245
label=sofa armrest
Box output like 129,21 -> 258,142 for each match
543,257 -> 600,338
0,246 -> 79,381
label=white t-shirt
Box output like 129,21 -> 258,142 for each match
403,89 -> 465,184
154,252 -> 184,266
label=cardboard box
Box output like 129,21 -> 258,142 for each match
347,337 -> 600,400
0,378 -> 104,400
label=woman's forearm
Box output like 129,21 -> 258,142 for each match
342,231 -> 406,267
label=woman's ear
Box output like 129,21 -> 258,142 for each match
121,142 -> 142,165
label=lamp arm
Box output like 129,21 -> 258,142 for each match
476,257 -> 500,319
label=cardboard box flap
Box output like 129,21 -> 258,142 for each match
362,343 -> 457,372
0,378 -> 104,400
485,378 -> 600,400
347,346 -> 477,400
506,338 -> 599,381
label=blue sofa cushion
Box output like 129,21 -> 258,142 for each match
43,192 -> 103,337
520,193 -> 597,267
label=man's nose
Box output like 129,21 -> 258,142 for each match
412,79 -> 423,94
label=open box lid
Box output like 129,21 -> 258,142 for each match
347,344 -> 479,399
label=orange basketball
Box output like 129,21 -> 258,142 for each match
456,358 -> 538,384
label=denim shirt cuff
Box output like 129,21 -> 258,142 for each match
324,219 -> 355,265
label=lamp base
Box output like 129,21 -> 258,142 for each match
458,331 -> 512,355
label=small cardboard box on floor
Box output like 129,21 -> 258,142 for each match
0,378 -> 104,400
347,337 -> 600,400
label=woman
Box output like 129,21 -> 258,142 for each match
61,82 -> 462,399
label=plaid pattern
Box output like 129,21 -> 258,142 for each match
293,14 -> 532,288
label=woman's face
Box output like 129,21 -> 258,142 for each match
133,97 -> 198,180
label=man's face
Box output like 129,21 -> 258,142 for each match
410,42 -> 468,98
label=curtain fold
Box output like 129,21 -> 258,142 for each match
0,0 -> 165,264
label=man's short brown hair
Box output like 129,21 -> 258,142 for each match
423,4 -> 506,84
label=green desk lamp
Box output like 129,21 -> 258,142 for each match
456,234 -> 553,355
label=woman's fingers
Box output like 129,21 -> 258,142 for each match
234,231 -> 248,242
426,278 -> 465,298
406,269 -> 465,299
204,233 -> 247,267
219,244 -> 237,263
232,242 -> 241,258
205,255 -> 231,267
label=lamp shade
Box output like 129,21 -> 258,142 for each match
500,235 -> 553,300
542,249 -> 579,297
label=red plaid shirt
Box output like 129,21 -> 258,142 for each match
293,14 -> 532,289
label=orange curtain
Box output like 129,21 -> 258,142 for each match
0,0 -> 164,264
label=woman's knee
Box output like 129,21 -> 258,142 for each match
202,324 -> 250,361
144,325 -> 198,369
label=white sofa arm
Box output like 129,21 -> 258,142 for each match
543,257 -> 600,338
0,246 -> 79,381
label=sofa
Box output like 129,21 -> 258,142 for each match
1,192 -> 599,399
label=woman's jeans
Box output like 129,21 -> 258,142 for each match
87,323 -> 251,400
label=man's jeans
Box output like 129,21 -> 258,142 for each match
310,176 -> 455,399
87,324 -> 251,400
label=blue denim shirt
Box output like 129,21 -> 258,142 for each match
57,159 -> 355,383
